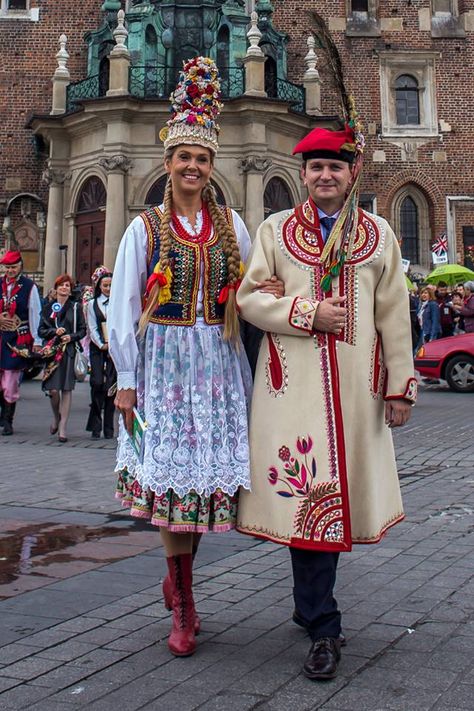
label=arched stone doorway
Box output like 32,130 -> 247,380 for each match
75,177 -> 106,285
145,176 -> 226,206
264,177 -> 293,218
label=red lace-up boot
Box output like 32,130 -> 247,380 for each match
166,553 -> 196,657
163,542 -> 201,634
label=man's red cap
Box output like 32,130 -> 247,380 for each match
293,126 -> 356,163
0,250 -> 22,266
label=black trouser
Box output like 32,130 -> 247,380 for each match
87,385 -> 115,436
290,547 -> 341,641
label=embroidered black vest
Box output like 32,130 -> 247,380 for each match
141,206 -> 231,326
0,275 -> 34,370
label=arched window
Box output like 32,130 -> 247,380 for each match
399,196 -> 419,264
145,177 -> 226,207
77,177 -> 106,213
264,56 -> 278,98
217,25 -> 230,91
395,74 -> 420,125
264,177 -> 293,218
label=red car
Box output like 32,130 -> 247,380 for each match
414,333 -> 474,393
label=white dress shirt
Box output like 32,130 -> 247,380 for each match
87,293 -> 108,348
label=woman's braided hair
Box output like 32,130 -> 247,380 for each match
138,148 -> 242,344
201,182 -> 241,344
138,174 -> 173,335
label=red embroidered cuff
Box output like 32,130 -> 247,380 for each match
384,377 -> 417,404
289,297 -> 319,333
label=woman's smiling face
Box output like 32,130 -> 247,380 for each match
165,145 -> 213,197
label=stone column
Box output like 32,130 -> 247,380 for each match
303,36 -> 322,116
42,169 -> 70,290
107,10 -> 131,97
243,11 -> 266,97
240,156 -> 272,240
99,155 -> 132,269
51,34 -> 70,115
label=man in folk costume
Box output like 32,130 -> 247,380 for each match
236,115 -> 416,679
0,250 -> 42,435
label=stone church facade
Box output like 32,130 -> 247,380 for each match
0,0 -> 473,290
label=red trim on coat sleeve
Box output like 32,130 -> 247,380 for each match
288,296 -> 319,334
384,376 -> 418,404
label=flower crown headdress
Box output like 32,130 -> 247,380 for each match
159,56 -> 223,155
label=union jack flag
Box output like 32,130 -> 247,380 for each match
432,233 -> 448,255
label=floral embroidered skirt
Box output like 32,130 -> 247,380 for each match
115,321 -> 252,533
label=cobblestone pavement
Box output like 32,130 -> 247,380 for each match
0,379 -> 473,710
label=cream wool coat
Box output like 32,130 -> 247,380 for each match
236,204 -> 417,552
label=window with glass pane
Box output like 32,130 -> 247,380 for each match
400,196 -> 419,263
351,0 -> 369,11
395,75 -> 420,125
7,0 -> 28,9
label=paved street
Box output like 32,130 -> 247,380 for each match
0,378 -> 473,710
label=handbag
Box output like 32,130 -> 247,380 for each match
73,302 -> 88,382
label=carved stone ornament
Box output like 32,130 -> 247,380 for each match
240,156 -> 273,173
98,155 -> 133,173
41,168 -> 71,186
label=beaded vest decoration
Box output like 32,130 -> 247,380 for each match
141,206 -> 233,326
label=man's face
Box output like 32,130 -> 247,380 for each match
437,286 -> 448,298
3,262 -> 22,279
301,158 -> 353,208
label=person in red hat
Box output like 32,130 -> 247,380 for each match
236,124 -> 416,680
0,250 -> 42,434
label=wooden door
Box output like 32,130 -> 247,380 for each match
75,212 -> 105,285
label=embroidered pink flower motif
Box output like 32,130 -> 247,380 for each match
278,446 -> 291,462
296,436 -> 313,455
268,467 -> 278,485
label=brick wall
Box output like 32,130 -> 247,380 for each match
0,0 -> 101,216
273,0 -> 474,259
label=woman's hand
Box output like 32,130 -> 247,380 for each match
115,388 -> 137,436
60,334 -> 71,344
56,327 -> 66,336
254,275 -> 285,298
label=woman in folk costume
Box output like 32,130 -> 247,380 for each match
85,266 -> 116,439
236,105 -> 416,677
108,57 -> 282,658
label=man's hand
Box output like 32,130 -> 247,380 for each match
254,275 -> 285,299
101,343 -> 109,351
60,334 -> 72,344
56,327 -> 66,336
115,388 -> 137,436
313,297 -> 347,334
0,312 -> 16,331
385,400 -> 412,428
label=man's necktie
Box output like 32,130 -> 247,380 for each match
319,217 -> 337,243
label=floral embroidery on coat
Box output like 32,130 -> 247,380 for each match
268,436 -> 344,544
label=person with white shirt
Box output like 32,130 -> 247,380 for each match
85,266 -> 116,440
107,57 -> 283,659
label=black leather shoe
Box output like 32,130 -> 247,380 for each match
91,432 -> 100,440
303,637 -> 341,681
292,609 -> 346,646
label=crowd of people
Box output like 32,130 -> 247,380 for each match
409,279 -> 474,354
0,254 -> 115,442
0,55 -> 473,683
